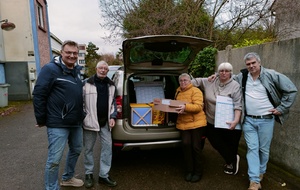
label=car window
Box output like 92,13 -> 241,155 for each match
129,41 -> 192,64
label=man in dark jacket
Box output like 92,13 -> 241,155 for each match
33,40 -> 85,189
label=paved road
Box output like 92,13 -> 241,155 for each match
0,102 -> 299,190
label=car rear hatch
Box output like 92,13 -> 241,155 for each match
122,35 -> 212,74
112,35 -> 212,149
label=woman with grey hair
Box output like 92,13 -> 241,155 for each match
175,73 -> 207,182
192,62 -> 243,175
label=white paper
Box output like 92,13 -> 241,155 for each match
215,96 -> 241,130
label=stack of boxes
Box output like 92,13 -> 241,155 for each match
130,81 -> 186,126
130,81 -> 165,126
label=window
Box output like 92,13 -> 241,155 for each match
37,3 -> 45,29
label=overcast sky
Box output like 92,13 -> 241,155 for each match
47,0 -> 121,54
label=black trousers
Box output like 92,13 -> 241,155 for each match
206,122 -> 242,165
181,127 -> 206,175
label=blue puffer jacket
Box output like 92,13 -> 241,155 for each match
33,56 -> 84,127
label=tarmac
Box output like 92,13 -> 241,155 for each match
0,101 -> 300,190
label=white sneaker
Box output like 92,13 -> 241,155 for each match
234,154 -> 240,175
60,177 -> 84,187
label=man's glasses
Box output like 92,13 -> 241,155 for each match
63,51 -> 78,56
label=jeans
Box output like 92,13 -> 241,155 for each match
206,123 -> 242,165
45,126 -> 83,190
243,116 -> 275,183
181,127 -> 206,175
83,122 -> 112,178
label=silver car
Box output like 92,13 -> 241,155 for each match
112,35 -> 212,151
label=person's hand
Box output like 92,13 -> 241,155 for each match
175,105 -> 186,114
226,121 -> 238,130
35,124 -> 45,128
208,74 -> 216,82
109,118 -> 116,128
269,108 -> 281,115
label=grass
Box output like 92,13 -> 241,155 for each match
0,100 -> 31,116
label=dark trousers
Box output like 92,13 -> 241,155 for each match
206,123 -> 242,165
181,127 -> 206,175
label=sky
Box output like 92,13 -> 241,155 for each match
47,0 -> 122,55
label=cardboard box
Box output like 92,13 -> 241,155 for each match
153,98 -> 187,113
131,103 -> 152,126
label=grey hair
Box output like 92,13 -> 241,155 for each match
96,60 -> 109,68
61,40 -> 79,50
178,73 -> 191,81
218,62 -> 233,76
244,52 -> 261,63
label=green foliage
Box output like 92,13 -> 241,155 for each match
123,0 -> 211,38
233,38 -> 274,48
85,42 -> 101,77
188,47 -> 217,77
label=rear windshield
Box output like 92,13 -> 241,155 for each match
129,41 -> 192,64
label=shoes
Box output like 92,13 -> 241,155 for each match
224,154 -> 240,175
85,174 -> 94,188
248,181 -> 262,190
235,154 -> 240,175
60,177 -> 84,187
224,164 -> 234,175
99,176 -> 117,187
185,172 -> 193,182
190,174 -> 202,183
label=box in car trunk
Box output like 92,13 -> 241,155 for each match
130,103 -> 152,126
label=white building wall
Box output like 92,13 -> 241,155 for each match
0,0 -> 35,62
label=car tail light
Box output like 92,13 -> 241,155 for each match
115,95 -> 122,119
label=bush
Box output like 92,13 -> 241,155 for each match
188,47 -> 217,77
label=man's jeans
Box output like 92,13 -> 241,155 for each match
83,123 -> 112,178
45,127 -> 83,190
243,116 -> 275,183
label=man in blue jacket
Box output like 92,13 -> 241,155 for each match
33,40 -> 85,189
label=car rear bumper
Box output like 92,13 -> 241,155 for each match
114,139 -> 181,151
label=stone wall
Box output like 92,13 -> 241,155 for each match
216,37 -> 300,177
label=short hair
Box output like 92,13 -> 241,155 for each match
179,73 -> 191,81
244,52 -> 261,63
61,40 -> 79,50
218,62 -> 232,71
96,60 -> 109,68
218,62 -> 233,76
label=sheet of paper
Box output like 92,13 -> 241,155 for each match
215,95 -> 241,130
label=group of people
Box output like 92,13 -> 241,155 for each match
33,40 -> 117,189
174,52 -> 297,190
33,40 -> 297,190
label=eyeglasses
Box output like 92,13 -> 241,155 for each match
219,70 -> 231,73
97,67 -> 108,71
179,79 -> 190,83
62,51 -> 78,56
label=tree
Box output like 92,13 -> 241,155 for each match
101,53 -> 123,65
85,42 -> 101,77
98,0 -> 277,49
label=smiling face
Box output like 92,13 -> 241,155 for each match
60,44 -> 79,69
179,74 -> 191,90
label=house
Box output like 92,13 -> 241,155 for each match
0,0 -> 51,100
271,0 -> 300,40
50,32 -> 62,57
